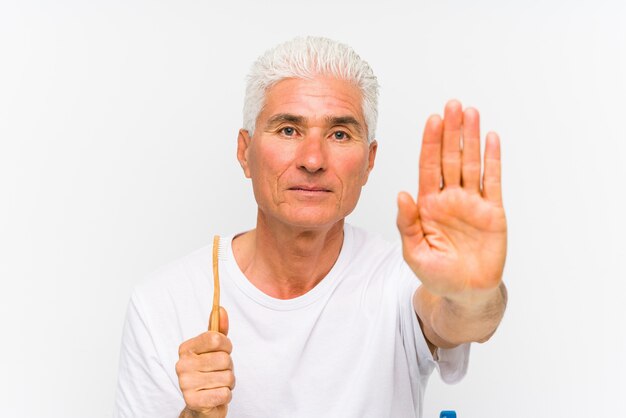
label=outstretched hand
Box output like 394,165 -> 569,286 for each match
397,100 -> 507,302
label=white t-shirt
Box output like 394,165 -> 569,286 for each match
114,224 -> 470,418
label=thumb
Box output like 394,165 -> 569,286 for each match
219,306 -> 229,336
209,306 -> 229,336
396,191 -> 420,237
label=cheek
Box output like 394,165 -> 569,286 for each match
337,152 -> 371,194
248,143 -> 293,191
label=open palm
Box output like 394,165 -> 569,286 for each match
397,100 -> 507,299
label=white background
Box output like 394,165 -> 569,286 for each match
1,1 -> 625,417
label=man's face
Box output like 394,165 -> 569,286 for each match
237,76 -> 377,230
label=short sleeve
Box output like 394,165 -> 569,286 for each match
114,292 -> 184,418
396,258 -> 471,384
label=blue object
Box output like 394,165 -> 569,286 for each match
440,411 -> 457,418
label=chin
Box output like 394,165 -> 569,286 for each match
258,201 -> 356,230
279,208 -> 346,230
285,217 -> 340,230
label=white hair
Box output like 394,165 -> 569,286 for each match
243,36 -> 379,143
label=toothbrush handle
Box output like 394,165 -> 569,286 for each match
209,235 -> 221,332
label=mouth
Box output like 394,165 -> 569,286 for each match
288,185 -> 332,193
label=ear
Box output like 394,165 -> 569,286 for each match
237,129 -> 252,178
362,140 -> 378,185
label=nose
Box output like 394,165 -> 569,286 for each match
296,132 -> 327,174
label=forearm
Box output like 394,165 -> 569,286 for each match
413,282 -> 507,348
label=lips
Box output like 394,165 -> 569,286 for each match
288,185 -> 332,192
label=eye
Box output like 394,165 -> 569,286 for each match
333,131 -> 350,140
281,126 -> 296,136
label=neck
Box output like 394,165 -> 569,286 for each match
232,211 -> 345,299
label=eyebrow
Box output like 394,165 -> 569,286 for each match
325,115 -> 364,136
266,113 -> 364,136
266,113 -> 306,127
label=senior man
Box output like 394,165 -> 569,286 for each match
115,36 -> 507,418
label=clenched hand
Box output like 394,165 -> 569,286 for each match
176,307 -> 234,418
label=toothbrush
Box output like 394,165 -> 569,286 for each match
209,235 -> 221,332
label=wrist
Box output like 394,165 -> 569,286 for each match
180,407 -> 206,418
418,283 -> 507,345
442,282 -> 507,312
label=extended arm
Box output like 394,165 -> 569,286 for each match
397,100 -> 508,351
414,282 -> 507,352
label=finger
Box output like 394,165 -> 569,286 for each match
218,307 -> 229,336
482,131 -> 502,203
418,114 -> 443,197
396,192 -> 427,273
179,369 -> 236,392
209,306 -> 229,335
193,351 -> 234,373
195,387 -> 232,411
461,107 -> 481,193
396,192 -> 419,236
442,100 -> 463,187
186,388 -> 231,414
179,331 -> 233,356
